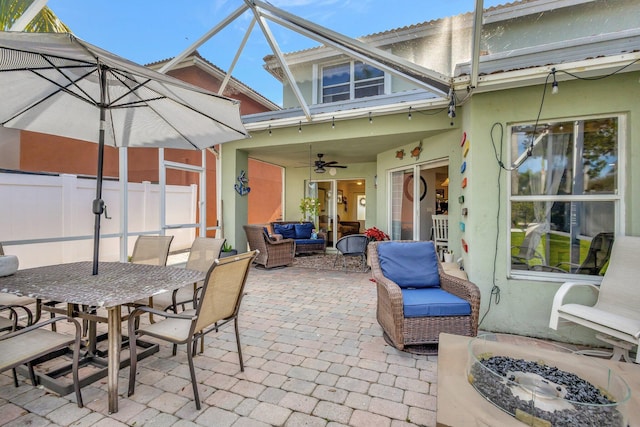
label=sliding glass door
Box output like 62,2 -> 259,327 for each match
389,161 -> 448,241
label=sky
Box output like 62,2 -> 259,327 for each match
47,0 -> 504,106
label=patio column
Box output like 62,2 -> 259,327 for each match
220,145 -> 249,252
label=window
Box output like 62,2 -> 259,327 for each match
322,61 -> 384,103
509,116 -> 622,280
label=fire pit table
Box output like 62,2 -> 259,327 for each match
437,333 -> 640,427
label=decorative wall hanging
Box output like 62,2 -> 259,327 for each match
460,161 -> 466,173
460,131 -> 467,147
463,140 -> 470,157
411,141 -> 423,160
234,170 -> 250,196
461,177 -> 467,188
404,174 -> 427,202
396,149 -> 405,160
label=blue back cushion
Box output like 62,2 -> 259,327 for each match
273,223 -> 296,239
377,241 -> 440,288
294,223 -> 313,239
402,288 -> 471,317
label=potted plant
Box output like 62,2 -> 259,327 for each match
364,226 -> 390,242
219,242 -> 238,258
299,197 -> 320,225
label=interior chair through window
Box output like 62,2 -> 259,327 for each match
431,215 -> 449,260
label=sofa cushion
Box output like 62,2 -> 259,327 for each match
295,238 -> 324,246
273,223 -> 296,239
294,223 -> 313,239
402,288 -> 471,317
377,241 -> 440,288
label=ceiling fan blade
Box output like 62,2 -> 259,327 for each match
333,165 -> 348,168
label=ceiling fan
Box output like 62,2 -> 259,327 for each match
314,153 -> 347,173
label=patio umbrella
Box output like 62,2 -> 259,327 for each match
0,32 -> 249,274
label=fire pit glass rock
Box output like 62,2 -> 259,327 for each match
467,334 -> 631,426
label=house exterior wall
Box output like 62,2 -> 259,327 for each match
461,71 -> 639,344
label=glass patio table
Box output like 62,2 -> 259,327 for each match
0,261 -> 205,413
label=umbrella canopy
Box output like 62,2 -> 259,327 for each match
0,32 -> 249,274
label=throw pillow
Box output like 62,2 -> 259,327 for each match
377,241 -> 440,288
273,223 -> 296,239
294,223 -> 313,239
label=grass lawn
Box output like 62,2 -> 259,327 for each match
511,230 -> 589,271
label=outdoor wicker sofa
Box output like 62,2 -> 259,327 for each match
369,240 -> 481,351
244,224 -> 296,269
270,221 -> 327,255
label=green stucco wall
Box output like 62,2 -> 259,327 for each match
463,71 -> 640,344
223,70 -> 639,348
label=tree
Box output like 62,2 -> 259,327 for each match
1,0 -> 70,32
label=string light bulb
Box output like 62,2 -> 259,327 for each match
369,112 -> 373,124
298,121 -> 302,133
331,116 -> 335,129
268,124 -> 272,136
551,68 -> 559,95
408,106 -> 412,120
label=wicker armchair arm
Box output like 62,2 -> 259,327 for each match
267,237 -> 295,246
439,269 -> 481,335
372,275 -> 405,348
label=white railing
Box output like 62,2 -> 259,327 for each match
0,172 -> 196,268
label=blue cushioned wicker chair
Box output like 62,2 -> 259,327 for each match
368,240 -> 481,351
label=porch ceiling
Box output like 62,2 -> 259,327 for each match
245,129 -> 440,169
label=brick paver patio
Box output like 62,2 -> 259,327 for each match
0,264 -> 438,426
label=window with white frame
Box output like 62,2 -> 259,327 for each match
321,61 -> 384,103
509,115 -> 622,279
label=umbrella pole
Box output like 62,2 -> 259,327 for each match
92,69 -> 107,275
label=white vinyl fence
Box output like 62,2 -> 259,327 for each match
0,172 -> 197,268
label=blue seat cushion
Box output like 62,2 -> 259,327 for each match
294,223 -> 313,239
295,238 -> 323,245
402,288 -> 471,317
377,241 -> 440,288
273,223 -> 296,239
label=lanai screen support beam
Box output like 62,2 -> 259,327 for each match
158,4 -> 249,74
248,2 -> 312,121
253,0 -> 451,96
470,0 -> 484,90
219,18 -> 256,96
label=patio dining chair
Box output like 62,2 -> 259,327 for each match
130,235 -> 174,266
0,309 -> 84,407
127,250 -> 258,410
142,237 -> 225,328
333,234 -> 369,272
0,243 -> 40,324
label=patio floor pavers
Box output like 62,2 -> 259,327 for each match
0,265 -> 438,426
